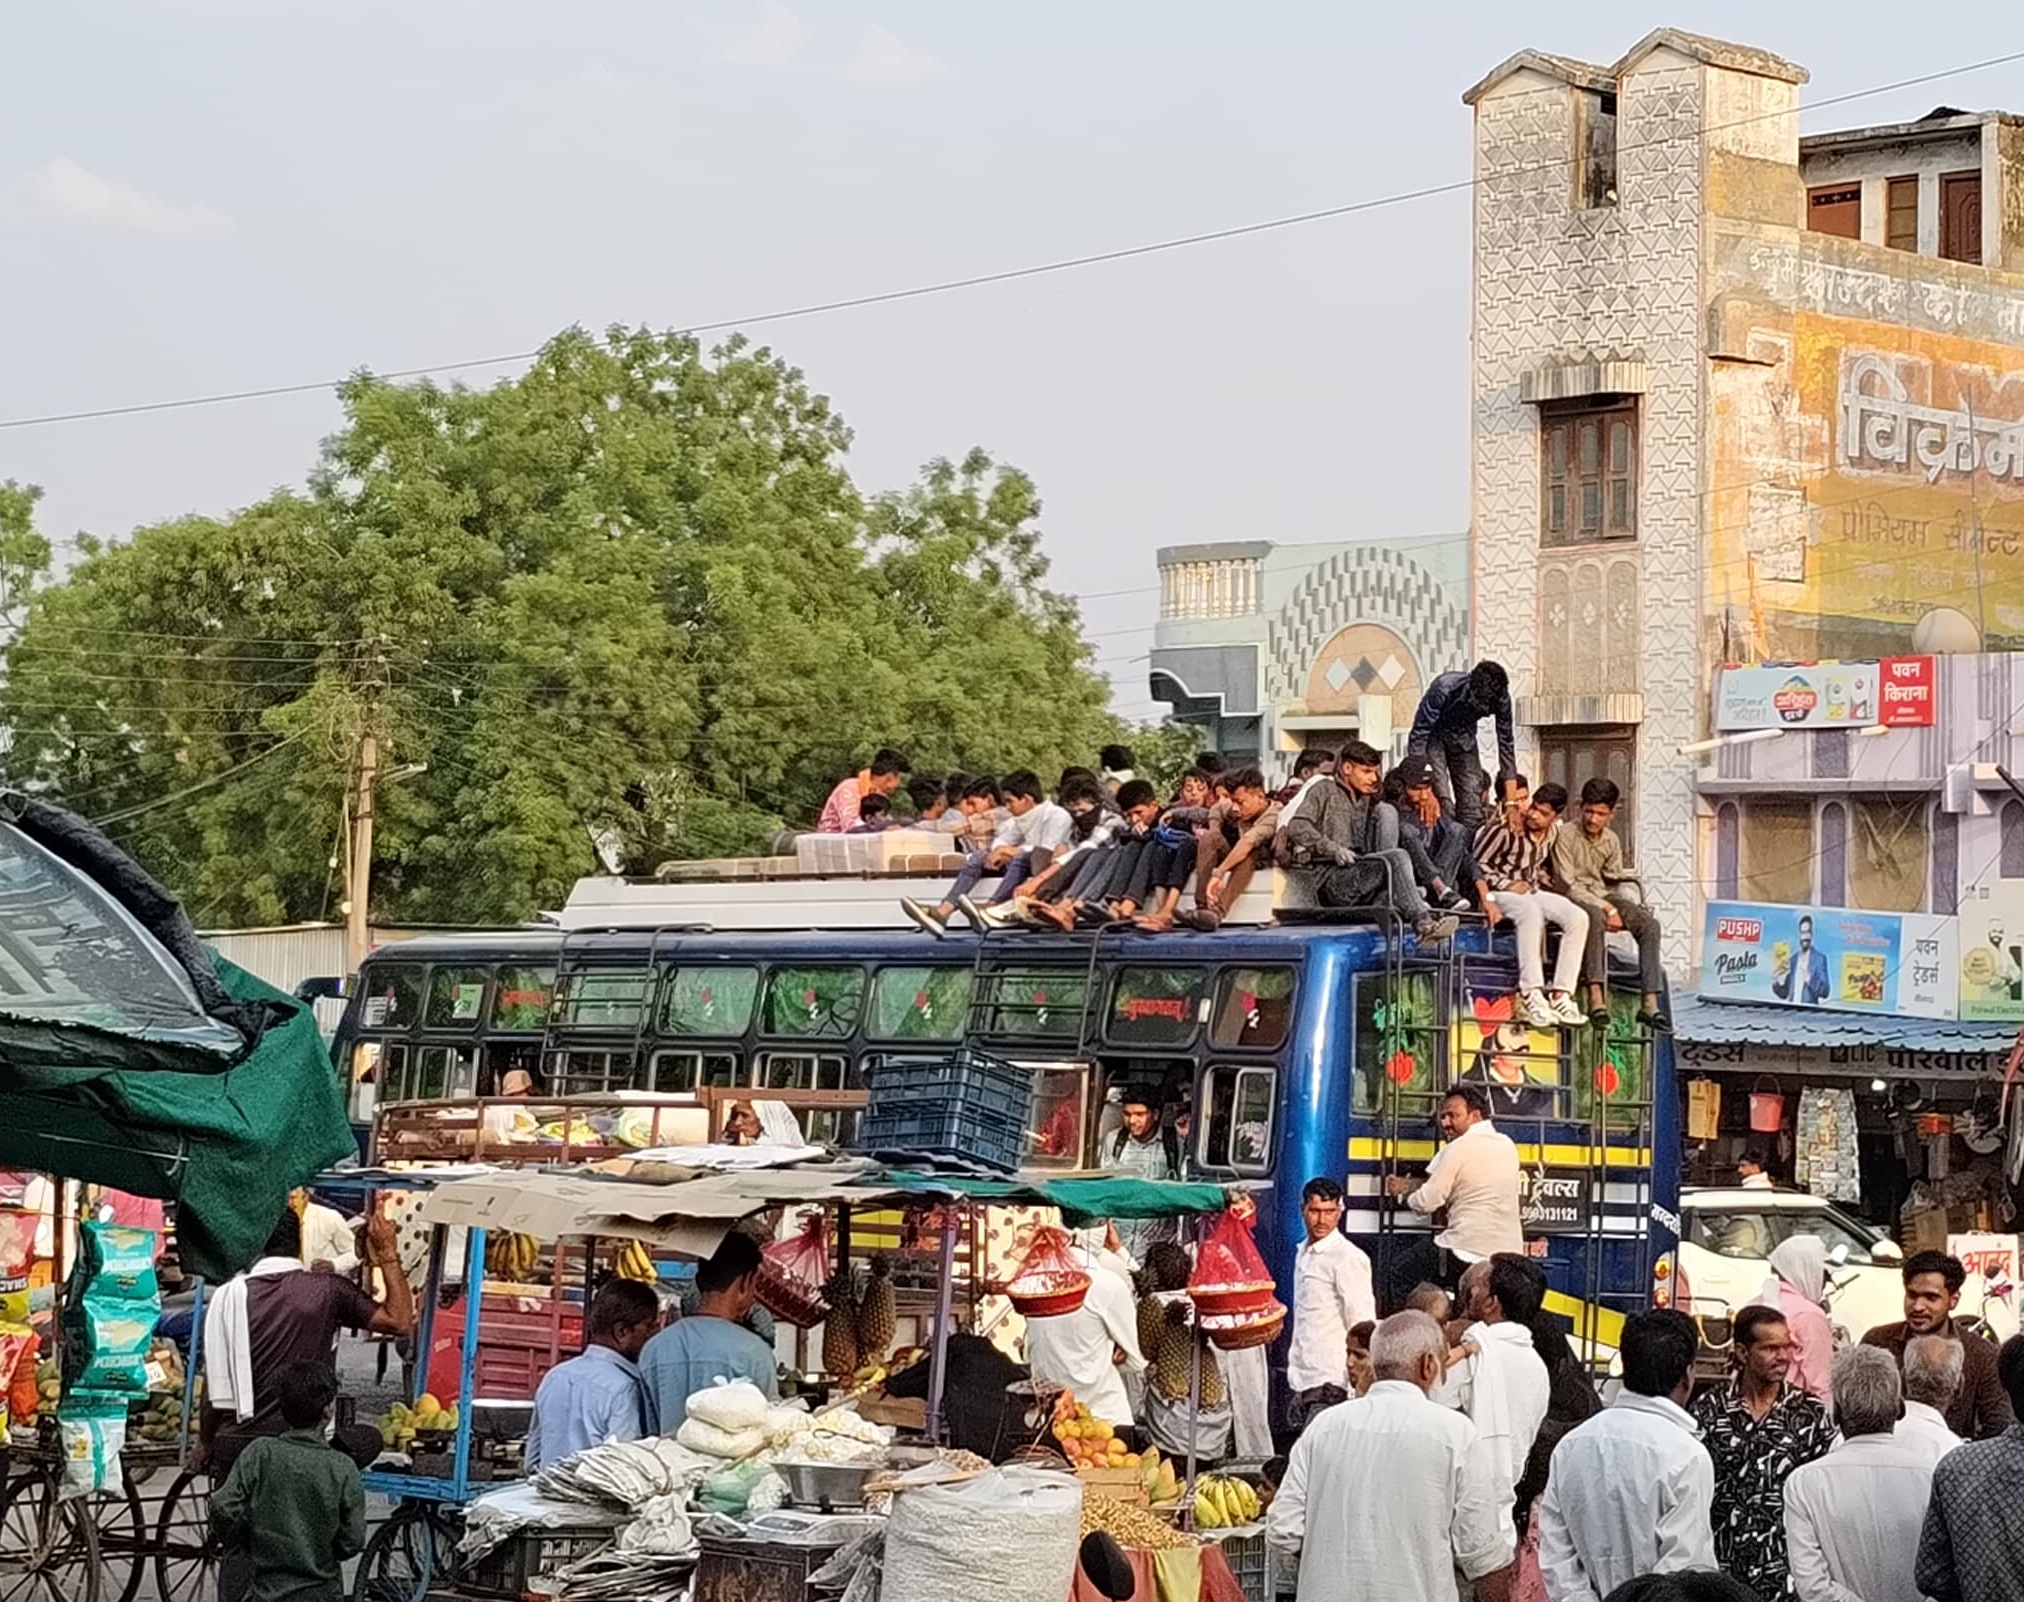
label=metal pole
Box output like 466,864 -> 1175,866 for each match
453,1226 -> 485,1498
1181,1322 -> 1203,1535
924,1208 -> 959,1446
179,1279 -> 206,1465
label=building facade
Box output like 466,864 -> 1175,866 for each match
1465,28 -> 2024,964
1150,537 -> 1471,772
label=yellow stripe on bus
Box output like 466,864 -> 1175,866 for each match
1347,1138 -> 1652,1167
1543,1291 -> 1625,1349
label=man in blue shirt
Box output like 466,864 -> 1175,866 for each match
524,1279 -> 659,1471
1404,660 -> 1516,832
640,1233 -> 780,1432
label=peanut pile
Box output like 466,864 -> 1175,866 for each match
1079,1491 -> 1197,1551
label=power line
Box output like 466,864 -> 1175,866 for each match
4,50 -> 2022,434
88,735 -> 303,825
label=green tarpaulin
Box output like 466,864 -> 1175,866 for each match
868,1169 -> 1237,1225
0,958 -> 356,1281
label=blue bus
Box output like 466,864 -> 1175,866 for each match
330,916 -> 1677,1373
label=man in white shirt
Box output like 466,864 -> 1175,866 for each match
1784,1346 -> 1936,1602
1287,1177 -> 1376,1427
1438,1255 -> 1551,1529
1538,1308 -> 1715,1602
1738,1149 -> 1775,1189
1023,1224 -> 1145,1428
1383,1085 -> 1523,1302
293,1189 -> 359,1275
903,769 -> 1072,935
1894,1332 -> 1966,1463
1267,1310 -> 1515,1602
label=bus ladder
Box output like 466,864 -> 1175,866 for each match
538,925 -> 701,1094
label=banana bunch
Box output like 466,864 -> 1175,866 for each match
615,1241 -> 657,1284
1191,1474 -> 1261,1530
484,1232 -> 542,1282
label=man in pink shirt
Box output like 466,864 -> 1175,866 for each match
817,749 -> 909,832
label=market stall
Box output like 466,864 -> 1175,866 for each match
345,1153 -> 1272,1601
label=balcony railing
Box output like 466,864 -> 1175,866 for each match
1160,558 -> 1262,620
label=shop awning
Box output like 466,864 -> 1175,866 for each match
0,956 -> 358,1280
1673,996 -> 2020,1055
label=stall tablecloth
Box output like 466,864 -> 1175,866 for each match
1069,1544 -> 1249,1602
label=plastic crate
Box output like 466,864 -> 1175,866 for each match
460,1527 -> 621,1597
855,1051 -> 1032,1172
1215,1530 -> 1270,1601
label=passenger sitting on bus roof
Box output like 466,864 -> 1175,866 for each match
905,775 -> 951,826
1546,778 -> 1669,1033
1100,744 -> 1136,796
845,794 -> 895,833
1024,780 -> 1163,931
900,770 -> 1073,936
1274,746 -> 1333,805
1473,776 -> 1589,1031
981,776 -> 1117,925
1132,822 -> 1202,933
639,1233 -> 779,1432
946,776 -> 1008,850
1183,767 -> 1279,931
816,748 -> 909,833
1387,760 -> 1490,918
1275,740 -> 1460,944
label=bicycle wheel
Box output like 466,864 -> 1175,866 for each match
351,1506 -> 439,1602
0,1474 -> 101,1602
152,1470 -> 217,1602
90,1476 -> 147,1602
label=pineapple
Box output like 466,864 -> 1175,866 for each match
1152,1302 -> 1222,1407
821,1265 -> 860,1380
856,1255 -> 897,1364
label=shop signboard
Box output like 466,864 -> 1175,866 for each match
1699,900 -> 1958,1019
1957,885 -> 2024,1020
1948,1232 -> 2019,1287
1713,657 -> 1935,731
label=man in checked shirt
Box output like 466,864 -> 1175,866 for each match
1473,775 -> 1590,1032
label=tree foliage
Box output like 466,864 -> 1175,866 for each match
2,328 -> 1145,925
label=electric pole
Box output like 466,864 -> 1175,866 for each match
345,726 -> 379,974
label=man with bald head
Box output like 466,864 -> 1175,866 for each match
1267,1309 -> 1514,1602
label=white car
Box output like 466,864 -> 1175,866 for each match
1677,1185 -> 1922,1344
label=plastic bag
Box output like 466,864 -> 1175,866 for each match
68,1304 -> 155,1394
755,1212 -> 832,1327
79,1223 -> 160,1304
685,1379 -> 772,1433
0,1210 -> 34,1326
3,1326 -> 37,1428
694,1457 -> 771,1515
1004,1227 -> 1091,1318
1189,1208 -> 1277,1316
675,1417 -> 769,1460
883,1467 -> 1081,1602
59,1391 -> 128,1500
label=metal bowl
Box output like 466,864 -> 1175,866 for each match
776,1458 -> 877,1511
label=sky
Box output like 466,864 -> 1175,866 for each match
3,3 -> 2021,721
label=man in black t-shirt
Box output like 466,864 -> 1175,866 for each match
202,1205 -> 415,1477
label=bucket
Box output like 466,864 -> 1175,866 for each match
1749,1076 -> 1785,1133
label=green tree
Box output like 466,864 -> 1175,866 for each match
2,326 -> 1142,925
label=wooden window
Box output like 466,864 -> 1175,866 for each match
1739,800 -> 1815,904
1849,797 -> 1929,913
1942,171 -> 1982,264
1807,184 -> 1862,239
1541,400 -> 1637,547
1538,727 -> 1638,864
1886,176 -> 1919,252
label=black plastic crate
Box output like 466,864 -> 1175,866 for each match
856,1051 -> 1033,1171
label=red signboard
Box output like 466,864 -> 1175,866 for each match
1878,656 -> 1937,726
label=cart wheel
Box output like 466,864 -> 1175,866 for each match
0,1474 -> 101,1602
152,1470 -> 216,1602
90,1478 -> 147,1602
351,1507 -> 440,1602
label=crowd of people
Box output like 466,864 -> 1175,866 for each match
818,662 -> 1671,1030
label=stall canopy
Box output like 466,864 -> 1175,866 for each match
0,954 -> 357,1282
414,1162 -> 1238,1259
0,793 -> 289,1074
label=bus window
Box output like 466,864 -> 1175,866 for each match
545,1049 -> 634,1096
650,1048 -> 740,1094
415,1044 -> 479,1100
1201,1064 -> 1275,1172
1106,967 -> 1207,1049
357,964 -> 424,1030
869,967 -> 972,1041
1028,1064 -> 1091,1169
491,965 -> 556,1031
760,968 -> 864,1039
753,1050 -> 849,1091
424,967 -> 490,1030
1209,967 -> 1295,1052
974,969 -> 1088,1039
348,1040 -> 405,1123
553,969 -> 653,1030
661,967 -> 760,1037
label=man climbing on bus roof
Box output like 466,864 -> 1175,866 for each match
817,748 -> 909,833
1382,1084 -> 1523,1303
1104,1084 -> 1180,1265
1546,778 -> 1669,1033
1275,739 -> 1459,944
1404,659 -> 1516,832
